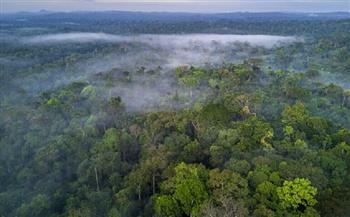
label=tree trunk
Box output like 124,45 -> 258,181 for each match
152,173 -> 156,195
138,184 -> 141,200
95,166 -> 100,192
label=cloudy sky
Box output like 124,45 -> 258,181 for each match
2,0 -> 350,13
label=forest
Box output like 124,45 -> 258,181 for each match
0,11 -> 350,217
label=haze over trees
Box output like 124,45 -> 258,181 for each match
0,11 -> 350,217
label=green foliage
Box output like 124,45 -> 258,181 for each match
276,178 -> 318,210
46,97 -> 60,106
81,85 -> 97,98
254,181 -> 279,211
16,194 -> 50,217
155,196 -> 181,217
208,169 -> 248,200
155,163 -> 209,217
235,116 -> 274,151
2,18 -> 350,217
282,103 -> 309,130
249,171 -> 269,188
173,163 -> 209,216
225,159 -> 251,176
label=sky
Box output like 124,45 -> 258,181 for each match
1,0 -> 350,13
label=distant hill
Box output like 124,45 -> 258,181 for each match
2,11 -> 350,21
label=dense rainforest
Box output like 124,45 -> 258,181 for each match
0,11 -> 350,217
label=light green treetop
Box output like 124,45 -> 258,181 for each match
276,178 -> 317,210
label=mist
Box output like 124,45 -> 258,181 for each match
2,32 -> 302,111
23,33 -> 299,48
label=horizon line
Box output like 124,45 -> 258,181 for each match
3,9 -> 350,15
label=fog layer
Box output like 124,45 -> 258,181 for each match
24,33 -> 299,48
5,33 -> 300,111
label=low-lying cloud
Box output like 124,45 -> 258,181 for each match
23,32 -> 299,48
10,32 -> 301,111
21,32 -> 300,69
25,32 -> 125,43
